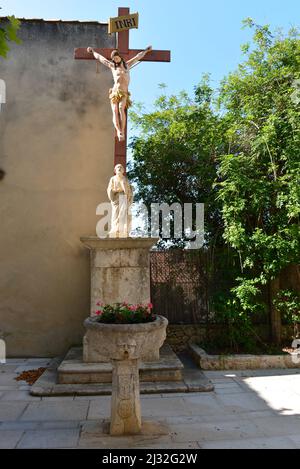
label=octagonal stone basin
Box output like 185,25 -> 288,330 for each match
83,315 -> 168,363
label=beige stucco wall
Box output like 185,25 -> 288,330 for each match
0,19 -> 116,356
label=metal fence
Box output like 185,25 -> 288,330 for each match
150,250 -> 300,326
150,250 -> 211,324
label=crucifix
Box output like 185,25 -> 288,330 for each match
74,7 -> 171,170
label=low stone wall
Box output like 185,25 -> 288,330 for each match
166,324 -> 295,353
189,343 -> 300,370
166,325 -> 207,353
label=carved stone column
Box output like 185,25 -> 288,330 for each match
110,340 -> 141,436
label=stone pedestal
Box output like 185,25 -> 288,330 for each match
109,340 -> 144,436
110,358 -> 141,436
78,236 -> 168,436
80,237 -> 158,316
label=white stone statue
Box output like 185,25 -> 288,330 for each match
107,164 -> 133,238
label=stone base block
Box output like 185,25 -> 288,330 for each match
58,344 -> 184,385
80,237 -> 158,316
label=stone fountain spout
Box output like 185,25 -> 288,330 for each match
110,338 -> 141,436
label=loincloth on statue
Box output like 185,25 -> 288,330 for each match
109,88 -> 132,109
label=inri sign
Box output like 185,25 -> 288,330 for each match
108,12 -> 139,34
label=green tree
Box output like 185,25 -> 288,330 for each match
0,13 -> 21,58
216,20 -> 300,343
128,20 -> 300,345
128,78 -> 226,248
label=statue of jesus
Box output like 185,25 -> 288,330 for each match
87,46 -> 153,142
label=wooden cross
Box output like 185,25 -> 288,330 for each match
74,6 -> 171,170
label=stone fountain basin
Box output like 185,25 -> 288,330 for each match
83,315 -> 168,363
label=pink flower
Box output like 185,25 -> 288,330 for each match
129,305 -> 138,312
147,303 -> 154,310
95,310 -> 103,316
96,301 -> 104,307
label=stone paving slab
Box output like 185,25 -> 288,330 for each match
0,421 -> 41,431
199,435 -> 298,449
0,390 -> 41,401
169,419 -> 264,443
252,415 -> 300,437
0,373 -> 20,386
0,430 -> 24,449
14,364 -> 49,374
20,401 -> 89,422
87,399 -> 111,420
141,397 -> 190,418
40,420 -> 81,430
78,419 -> 171,449
180,394 -> 230,417
4,359 -> 28,364
137,441 -> 201,449
287,434 -> 300,447
215,392 -> 271,412
0,365 -> 19,373
17,428 -> 80,449
24,359 -> 52,365
0,402 -> 28,421
87,396 -> 193,420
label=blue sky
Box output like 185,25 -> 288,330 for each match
1,1 -> 299,128
0,0 -> 300,108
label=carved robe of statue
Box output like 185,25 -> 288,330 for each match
107,164 -> 133,238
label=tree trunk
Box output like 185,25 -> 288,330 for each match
269,277 -> 281,344
280,264 -> 300,293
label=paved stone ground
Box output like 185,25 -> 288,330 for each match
1,359 -> 300,449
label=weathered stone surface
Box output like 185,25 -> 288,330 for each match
110,358 -> 142,435
167,324 -> 296,353
32,381 -> 190,397
32,350 -> 213,396
20,401 -> 89,421
182,370 -> 215,393
83,316 -> 168,363
84,315 -> 166,436
0,391 -> 41,401
58,344 -> 183,384
0,431 -> 24,449
141,397 -> 188,418
17,429 -> 80,449
81,237 -> 158,315
200,436 -> 297,449
1,359 -> 300,449
189,343 -> 300,370
0,402 -> 29,421
78,419 -> 171,449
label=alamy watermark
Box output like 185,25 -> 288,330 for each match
96,200 -> 205,249
0,79 -> 6,111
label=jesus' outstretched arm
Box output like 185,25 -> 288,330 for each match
126,45 -> 152,69
87,47 -> 113,68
